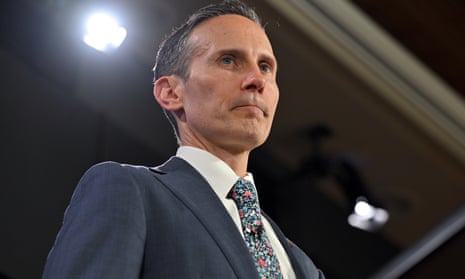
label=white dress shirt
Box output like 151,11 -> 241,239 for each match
176,146 -> 296,279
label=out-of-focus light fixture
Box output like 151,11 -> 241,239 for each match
296,124 -> 391,232
83,12 -> 127,52
348,197 -> 389,232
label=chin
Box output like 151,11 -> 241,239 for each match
228,123 -> 270,149
245,134 -> 268,150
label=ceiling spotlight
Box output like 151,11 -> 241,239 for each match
83,12 -> 127,52
348,197 -> 389,232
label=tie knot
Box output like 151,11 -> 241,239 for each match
229,178 -> 258,204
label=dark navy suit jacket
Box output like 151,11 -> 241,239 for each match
43,157 -> 325,279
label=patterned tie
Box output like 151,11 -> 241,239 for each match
228,178 -> 283,279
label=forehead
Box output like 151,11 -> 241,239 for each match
187,14 -> 274,55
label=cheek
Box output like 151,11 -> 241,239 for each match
185,83 -> 226,119
198,80 -> 232,109
185,78 -> 212,103
269,86 -> 280,112
274,88 -> 280,105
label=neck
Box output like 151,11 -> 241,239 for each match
178,127 -> 258,176
214,149 -> 250,177
181,143 -> 251,176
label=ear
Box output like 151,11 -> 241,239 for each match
153,75 -> 184,112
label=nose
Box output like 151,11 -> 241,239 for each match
241,65 -> 265,93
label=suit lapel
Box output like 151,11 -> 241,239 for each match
151,157 -> 259,279
264,213 -> 309,279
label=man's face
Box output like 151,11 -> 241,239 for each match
177,14 -> 279,154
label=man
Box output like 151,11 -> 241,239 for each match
43,1 -> 325,278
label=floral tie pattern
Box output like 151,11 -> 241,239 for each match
229,178 -> 283,279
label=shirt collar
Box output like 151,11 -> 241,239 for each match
176,146 -> 255,199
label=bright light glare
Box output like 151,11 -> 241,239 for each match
348,198 -> 389,231
83,13 -> 127,52
354,200 -> 376,218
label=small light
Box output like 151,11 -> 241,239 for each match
348,197 -> 389,231
83,12 -> 127,52
354,200 -> 376,218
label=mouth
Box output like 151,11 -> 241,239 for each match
235,105 -> 265,115
233,98 -> 268,116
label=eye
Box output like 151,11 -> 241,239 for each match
259,63 -> 272,73
220,56 -> 234,65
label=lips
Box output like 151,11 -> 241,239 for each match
232,96 -> 268,116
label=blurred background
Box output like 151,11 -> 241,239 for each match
1,0 -> 465,278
